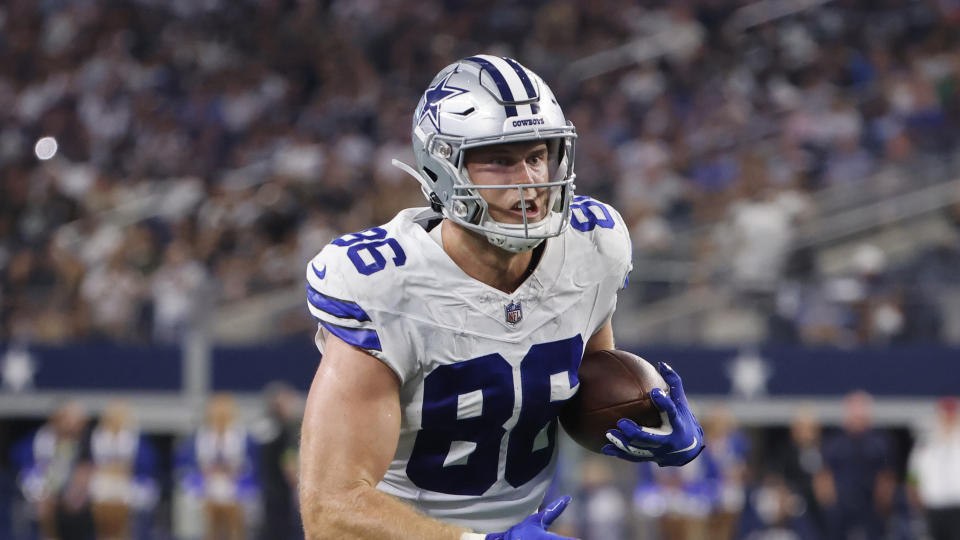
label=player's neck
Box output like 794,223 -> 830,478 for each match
440,220 -> 539,294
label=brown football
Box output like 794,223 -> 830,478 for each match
560,350 -> 667,453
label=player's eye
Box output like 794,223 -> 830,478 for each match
527,151 -> 547,166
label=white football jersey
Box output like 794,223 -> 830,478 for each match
305,197 -> 632,533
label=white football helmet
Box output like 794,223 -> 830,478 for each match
393,55 -> 577,253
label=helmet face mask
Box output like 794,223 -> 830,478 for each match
396,55 -> 577,253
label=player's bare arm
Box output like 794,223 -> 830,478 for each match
299,333 -> 469,540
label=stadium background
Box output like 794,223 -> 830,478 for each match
1,0 -> 959,538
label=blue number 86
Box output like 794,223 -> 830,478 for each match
406,335 -> 583,495
333,227 -> 407,275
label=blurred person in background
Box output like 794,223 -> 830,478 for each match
10,400 -> 95,540
633,460 -> 713,540
700,406 -> 749,540
149,239 -> 208,344
632,406 -> 748,540
717,152 -> 797,306
908,397 -> 960,540
772,407 -> 831,538
78,247 -> 145,343
176,394 -> 257,540
569,457 -> 629,540
87,400 -> 158,540
743,473 -> 812,540
820,390 -> 897,540
252,382 -> 302,540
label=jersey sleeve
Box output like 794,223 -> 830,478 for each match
573,197 -> 633,337
305,244 -> 406,378
593,202 -> 633,290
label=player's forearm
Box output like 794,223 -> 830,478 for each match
300,481 -> 469,540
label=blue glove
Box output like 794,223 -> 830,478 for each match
601,361 -> 704,466
484,496 -> 574,540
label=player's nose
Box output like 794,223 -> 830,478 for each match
512,162 -> 545,194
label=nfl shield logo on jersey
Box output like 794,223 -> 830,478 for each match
504,301 -> 523,325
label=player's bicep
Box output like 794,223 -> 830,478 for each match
300,332 -> 401,494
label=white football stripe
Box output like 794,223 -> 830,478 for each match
483,56 -> 532,103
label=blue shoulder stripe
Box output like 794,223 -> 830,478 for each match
306,285 -> 371,322
318,321 -> 382,351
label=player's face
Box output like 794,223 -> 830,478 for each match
464,141 -> 552,224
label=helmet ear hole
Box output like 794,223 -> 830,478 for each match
428,192 -> 443,212
423,167 -> 439,183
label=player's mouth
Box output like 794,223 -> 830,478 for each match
508,199 -> 542,221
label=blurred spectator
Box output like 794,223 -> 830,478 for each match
79,248 -> 144,342
175,394 -> 257,540
150,240 -> 208,343
700,407 -> 749,540
743,473 -> 812,540
251,382 -> 302,540
908,397 -> 960,540
820,391 -> 897,540
772,408 -> 831,537
570,457 -> 629,540
633,459 -> 712,540
10,400 -> 95,540
717,153 -> 796,302
88,400 -> 158,540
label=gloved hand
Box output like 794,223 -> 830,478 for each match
601,361 -> 704,467
484,496 -> 575,540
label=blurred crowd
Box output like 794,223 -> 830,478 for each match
5,383 -> 304,540
2,0 -> 960,346
6,388 -> 958,540
547,391 -> 960,540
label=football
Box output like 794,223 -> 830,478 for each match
560,350 -> 668,453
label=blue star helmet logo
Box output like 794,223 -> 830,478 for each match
417,70 -> 468,132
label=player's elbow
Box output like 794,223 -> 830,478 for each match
300,494 -> 343,539
299,481 -> 370,539
299,485 -> 340,538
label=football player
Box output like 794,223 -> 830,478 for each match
299,55 -> 704,539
